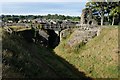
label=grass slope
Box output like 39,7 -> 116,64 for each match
1,28 -> 92,79
54,26 -> 119,78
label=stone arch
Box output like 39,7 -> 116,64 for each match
89,21 -> 92,25
87,19 -> 97,25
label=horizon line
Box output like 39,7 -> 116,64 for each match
1,13 -> 81,17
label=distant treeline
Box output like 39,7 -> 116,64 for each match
1,14 -> 80,23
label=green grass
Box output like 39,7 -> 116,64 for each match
2,25 -> 119,78
54,26 -> 119,78
2,28 -> 91,79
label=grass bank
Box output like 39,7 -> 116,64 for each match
2,28 -> 92,79
54,26 -> 119,78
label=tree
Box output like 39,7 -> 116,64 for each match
13,18 -> 19,23
85,1 -> 120,25
110,6 -> 120,25
105,1 -> 120,25
85,1 -> 108,25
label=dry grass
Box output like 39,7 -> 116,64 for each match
9,26 -> 31,31
54,26 -> 119,78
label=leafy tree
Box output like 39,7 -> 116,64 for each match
86,1 -> 108,25
110,6 -> 120,25
13,18 -> 19,23
105,1 -> 120,25
85,1 -> 120,25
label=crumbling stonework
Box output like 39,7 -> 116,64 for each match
67,27 -> 100,47
80,9 -> 86,25
80,9 -> 98,26
60,29 -> 73,41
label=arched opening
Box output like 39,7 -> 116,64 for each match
89,21 -> 92,25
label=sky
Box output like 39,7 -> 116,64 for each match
0,0 -> 88,2
1,0 -> 88,16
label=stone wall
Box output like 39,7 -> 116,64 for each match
60,29 -> 73,41
80,9 -> 98,26
66,27 -> 101,47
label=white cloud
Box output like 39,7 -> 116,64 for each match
2,0 -> 118,3
0,0 -> 87,2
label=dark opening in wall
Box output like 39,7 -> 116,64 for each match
14,29 -> 60,48
47,29 -> 60,48
89,21 -> 92,25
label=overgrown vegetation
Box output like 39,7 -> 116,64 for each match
54,26 -> 119,78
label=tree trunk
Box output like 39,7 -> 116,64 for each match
108,13 -> 110,25
101,13 -> 104,26
112,17 -> 115,25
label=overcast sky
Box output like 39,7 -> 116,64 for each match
1,0 -> 88,16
